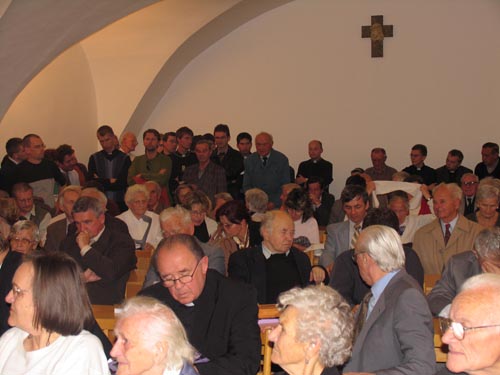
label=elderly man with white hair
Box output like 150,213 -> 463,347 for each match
117,184 -> 162,252
438,273 -> 500,375
343,225 -> 435,375
111,296 -> 197,375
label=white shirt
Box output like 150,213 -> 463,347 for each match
116,210 -> 162,248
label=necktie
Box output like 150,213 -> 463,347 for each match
351,224 -> 361,248
398,225 -> 406,236
218,152 -> 225,162
262,156 -> 268,166
353,291 -> 372,341
444,223 -> 451,245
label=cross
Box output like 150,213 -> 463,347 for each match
361,15 -> 394,58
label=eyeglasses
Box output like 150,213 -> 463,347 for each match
160,259 -> 202,287
462,181 -> 478,186
191,210 -> 205,217
11,285 -> 30,299
439,317 -> 500,340
351,251 -> 366,264
10,237 -> 34,246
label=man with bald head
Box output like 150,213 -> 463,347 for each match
139,234 -> 260,375
296,140 -> 333,191
438,273 -> 500,375
242,132 -> 290,208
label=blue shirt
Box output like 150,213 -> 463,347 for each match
367,269 -> 400,318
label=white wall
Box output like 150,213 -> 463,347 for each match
142,0 -> 500,197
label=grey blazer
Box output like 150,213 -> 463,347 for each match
344,270 -> 436,375
427,251 -> 481,316
319,220 -> 350,267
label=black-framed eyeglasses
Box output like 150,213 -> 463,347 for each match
160,259 -> 202,287
351,251 -> 365,264
439,317 -> 500,341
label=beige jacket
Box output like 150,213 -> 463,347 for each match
413,215 -> 483,275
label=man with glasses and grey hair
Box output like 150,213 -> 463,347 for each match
139,234 -> 260,375
343,225 -> 435,375
428,227 -> 500,317
438,273 -> 500,375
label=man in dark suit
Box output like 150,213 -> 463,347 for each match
460,173 -> 479,216
296,140 -> 333,192
403,143 -> 437,188
211,124 -> 244,199
242,132 -> 290,209
343,225 -> 435,375
0,137 -> 26,192
228,210 -> 312,304
306,176 -> 334,227
44,185 -> 82,252
427,227 -> 500,316
60,196 -> 136,305
140,234 -> 261,375
436,149 -> 473,185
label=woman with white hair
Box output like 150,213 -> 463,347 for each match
117,185 -> 162,251
111,296 -> 197,375
466,184 -> 500,228
268,285 -> 354,375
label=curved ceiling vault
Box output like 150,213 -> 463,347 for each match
0,0 -> 160,121
124,0 -> 295,135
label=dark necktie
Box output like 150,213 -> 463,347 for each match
444,223 -> 451,245
218,152 -> 225,162
398,225 -> 406,236
262,156 -> 268,166
353,291 -> 373,341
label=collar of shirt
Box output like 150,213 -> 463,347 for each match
262,243 -> 289,259
24,206 -> 37,220
369,269 -> 400,315
9,156 -> 20,165
90,226 -> 106,244
440,215 -> 459,234
487,158 -> 500,173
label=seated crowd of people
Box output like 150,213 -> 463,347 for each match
0,123 -> 499,375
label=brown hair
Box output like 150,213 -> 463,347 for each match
26,252 -> 94,335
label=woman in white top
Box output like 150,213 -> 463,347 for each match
0,252 -> 109,375
117,184 -> 163,251
285,188 -> 320,251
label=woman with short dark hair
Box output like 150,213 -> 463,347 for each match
0,252 -> 109,374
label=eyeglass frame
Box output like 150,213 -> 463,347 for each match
439,317 -> 500,340
160,258 -> 203,287
9,237 -> 35,246
11,284 -> 31,299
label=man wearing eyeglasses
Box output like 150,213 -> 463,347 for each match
438,273 -> 500,375
428,227 -> 500,317
139,233 -> 260,375
460,173 -> 479,216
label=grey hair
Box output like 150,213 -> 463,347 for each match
256,132 -> 274,144
392,171 -> 410,182
478,177 -> 500,191
433,182 -> 463,202
10,220 -> 40,243
125,184 -> 150,205
245,188 -> 268,213
277,285 -> 354,367
356,225 -> 405,272
474,227 -> 500,261
214,192 -> 233,203
460,273 -> 500,294
461,173 -> 479,183
81,188 -> 108,209
145,180 -> 161,195
57,185 -> 82,207
159,206 -> 192,230
72,196 -> 104,217
116,296 -> 195,369
476,184 -> 500,204
260,210 -> 291,237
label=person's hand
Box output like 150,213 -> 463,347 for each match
309,193 -> 321,206
295,175 -> 307,185
109,178 -> 117,184
420,184 -> 431,200
159,168 -> 167,174
352,304 -> 360,314
76,230 -> 90,250
309,267 -> 326,285
83,269 -> 101,283
143,243 -> 155,253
